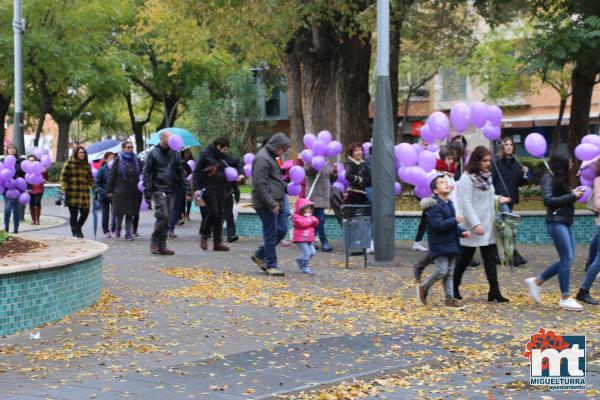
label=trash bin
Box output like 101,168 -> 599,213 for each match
341,205 -> 371,269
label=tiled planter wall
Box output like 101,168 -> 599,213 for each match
0,256 -> 102,336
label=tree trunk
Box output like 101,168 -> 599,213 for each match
568,65 -> 597,179
0,94 -> 11,155
158,95 -> 179,130
550,96 -> 567,156
284,35 -> 305,154
398,89 -> 413,142
33,110 -> 46,147
56,116 -> 73,162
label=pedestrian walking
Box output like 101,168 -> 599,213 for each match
251,133 -> 291,276
417,175 -> 470,308
2,144 -> 24,233
492,137 -> 529,266
304,160 -> 337,252
60,146 -> 96,238
26,154 -> 48,225
107,141 -> 142,241
292,198 -> 319,274
453,146 -> 512,302
96,152 -> 116,237
143,131 -> 191,255
181,149 -> 194,222
524,155 -> 585,311
225,179 -> 241,243
168,150 -> 192,238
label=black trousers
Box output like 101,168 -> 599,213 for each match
200,188 -> 226,242
68,206 -> 89,233
415,211 -> 427,242
453,244 -> 500,293
133,213 -> 139,233
224,194 -> 236,238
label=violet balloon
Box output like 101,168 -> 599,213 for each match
20,160 -> 31,173
580,162 -> 597,181
317,130 -> 332,145
168,135 -> 184,152
5,178 -> 16,190
28,174 -> 43,185
482,122 -> 501,141
18,192 -> 30,205
243,153 -> 255,165
312,139 -> 327,156
420,124 -> 436,144
470,101 -> 488,128
395,143 -> 418,166
303,133 -> 317,149
580,176 -> 593,187
311,155 -> 326,171
287,182 -> 302,196
415,184 -> 432,198
243,164 -> 252,178
289,165 -> 306,183
332,182 -> 346,193
362,142 -> 372,156
41,155 -> 52,169
140,200 -> 149,211
15,177 -> 27,191
450,102 -> 471,132
428,143 -> 440,153
0,168 -> 13,181
187,160 -> 196,172
582,134 -> 600,149
524,133 -> 547,158
394,182 -> 402,196
326,141 -> 342,158
301,149 -> 314,163
137,181 -> 144,192
486,105 -> 503,126
412,143 -> 423,155
4,155 -> 16,168
418,150 -> 437,172
225,167 -> 238,181
427,111 -> 450,140
397,166 -> 410,183
575,143 -> 600,161
412,166 -> 428,187
577,186 -> 593,203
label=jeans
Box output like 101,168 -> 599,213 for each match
581,226 -> 600,291
68,206 -> 89,235
115,212 -> 134,235
3,197 -> 19,233
168,190 -> 186,232
365,187 -> 373,204
200,188 -> 226,242
415,211 -> 427,242
313,208 -> 329,245
255,207 -> 288,268
151,192 -> 174,249
100,198 -> 116,234
422,255 -> 455,298
539,222 -> 575,297
587,229 -> 598,266
454,244 -> 500,293
224,194 -> 236,238
296,242 -> 316,264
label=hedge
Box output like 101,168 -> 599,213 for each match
47,162 -> 65,183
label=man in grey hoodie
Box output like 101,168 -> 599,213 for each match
251,133 -> 291,276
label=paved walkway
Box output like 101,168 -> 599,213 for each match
0,200 -> 599,399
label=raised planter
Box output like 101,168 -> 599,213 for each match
0,235 -> 108,336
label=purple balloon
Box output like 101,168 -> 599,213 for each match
429,143 -> 440,153
303,133 -> 317,149
470,102 -> 487,128
287,182 -> 302,196
312,139 -> 327,156
336,170 -> 348,186
41,154 -> 52,169
311,155 -> 326,171
140,200 -> 149,211
582,134 -> 600,149
137,181 -> 144,192
397,166 -> 410,183
482,122 -> 501,141
18,192 -> 31,205
362,142 -> 372,156
3,155 -> 16,168
326,141 -> 343,158
412,166 -> 428,187
301,149 -> 314,163
395,143 -> 418,166
225,167 -> 238,181
0,168 -> 14,181
332,182 -> 346,193
486,105 -> 503,126
427,111 -> 450,141
20,160 -> 31,173
15,177 -> 27,191
524,133 -> 547,158
31,161 -> 44,175
418,150 -> 437,172
394,182 -> 402,196
187,160 -> 196,172
34,148 -> 45,160
243,164 -> 252,178
580,162 -> 597,181
415,184 -> 432,198
5,178 -> 16,190
450,102 -> 471,133
289,165 -> 306,183
412,143 -> 424,155
577,186 -> 593,203
168,135 -> 184,152
580,176 -> 593,187
6,188 -> 19,200
92,168 -> 99,180
27,174 -> 43,185
575,143 -> 600,161
420,124 -> 436,144
317,130 -> 332,145
243,153 -> 255,165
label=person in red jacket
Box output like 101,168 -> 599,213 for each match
27,154 -> 48,225
292,198 -> 319,275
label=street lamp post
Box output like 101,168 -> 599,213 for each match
12,0 -> 25,154
372,0 -> 396,266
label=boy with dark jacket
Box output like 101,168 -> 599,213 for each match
417,175 -> 470,308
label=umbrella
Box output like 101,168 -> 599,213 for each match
147,128 -> 202,147
87,139 -> 121,155
92,190 -> 101,240
88,143 -> 122,162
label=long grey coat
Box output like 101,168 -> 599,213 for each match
251,133 -> 291,210
304,163 -> 335,209
456,172 -> 497,247
107,157 -> 142,216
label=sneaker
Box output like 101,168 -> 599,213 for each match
412,241 -> 428,252
301,266 -> 314,275
115,229 -> 121,239
524,277 -> 542,303
125,233 -> 134,241
265,266 -> 285,276
417,285 -> 427,306
227,235 -> 239,243
321,243 -> 333,252
104,232 -> 112,238
132,231 -> 139,237
296,259 -> 304,271
168,230 -> 177,239
559,297 -> 583,311
252,256 -> 267,272
445,298 -> 465,309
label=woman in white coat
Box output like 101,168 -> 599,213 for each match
453,146 -> 512,302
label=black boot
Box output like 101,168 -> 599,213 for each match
453,284 -> 463,300
488,285 -> 509,303
576,288 -> 599,305
76,227 -> 84,238
71,226 -> 79,237
514,249 -> 527,266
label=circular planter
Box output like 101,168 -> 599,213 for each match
0,235 -> 108,336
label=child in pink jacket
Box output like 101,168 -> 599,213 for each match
293,198 -> 319,274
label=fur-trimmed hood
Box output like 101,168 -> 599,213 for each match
420,196 -> 437,210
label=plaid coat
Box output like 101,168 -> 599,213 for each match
60,157 -> 96,208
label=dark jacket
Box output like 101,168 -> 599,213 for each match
345,157 -> 371,191
251,133 -> 291,210
107,155 -> 142,215
541,173 -> 577,226
96,163 -> 111,201
492,155 -> 528,204
142,145 -> 190,199
424,196 -> 466,258
194,145 -> 228,191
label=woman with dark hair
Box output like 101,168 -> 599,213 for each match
453,146 -> 512,302
524,155 -> 585,311
344,142 -> 370,205
107,141 -> 142,240
60,146 -> 96,237
181,149 -> 194,222
2,144 -> 24,233
96,152 -> 116,237
492,136 -> 529,266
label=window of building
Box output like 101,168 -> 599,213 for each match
265,88 -> 280,116
440,68 -> 467,101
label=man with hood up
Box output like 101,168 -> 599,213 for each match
251,133 -> 291,276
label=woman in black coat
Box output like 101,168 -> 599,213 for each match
492,137 -> 529,265
107,141 -> 142,240
344,142 -> 370,205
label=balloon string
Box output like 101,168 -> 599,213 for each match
307,170 -> 322,200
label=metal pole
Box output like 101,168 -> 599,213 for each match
372,0 -> 395,266
12,0 -> 25,155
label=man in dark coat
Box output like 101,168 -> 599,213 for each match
143,131 -> 191,255
251,133 -> 291,277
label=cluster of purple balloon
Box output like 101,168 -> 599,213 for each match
242,153 -> 254,179
395,143 -> 438,198
301,131 -> 342,171
0,149 -> 52,205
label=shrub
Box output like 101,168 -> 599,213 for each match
520,157 -> 548,185
47,162 -> 65,183
0,230 -> 8,245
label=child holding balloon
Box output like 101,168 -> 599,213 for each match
292,197 -> 319,274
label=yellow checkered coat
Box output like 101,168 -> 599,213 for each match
60,157 -> 96,208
